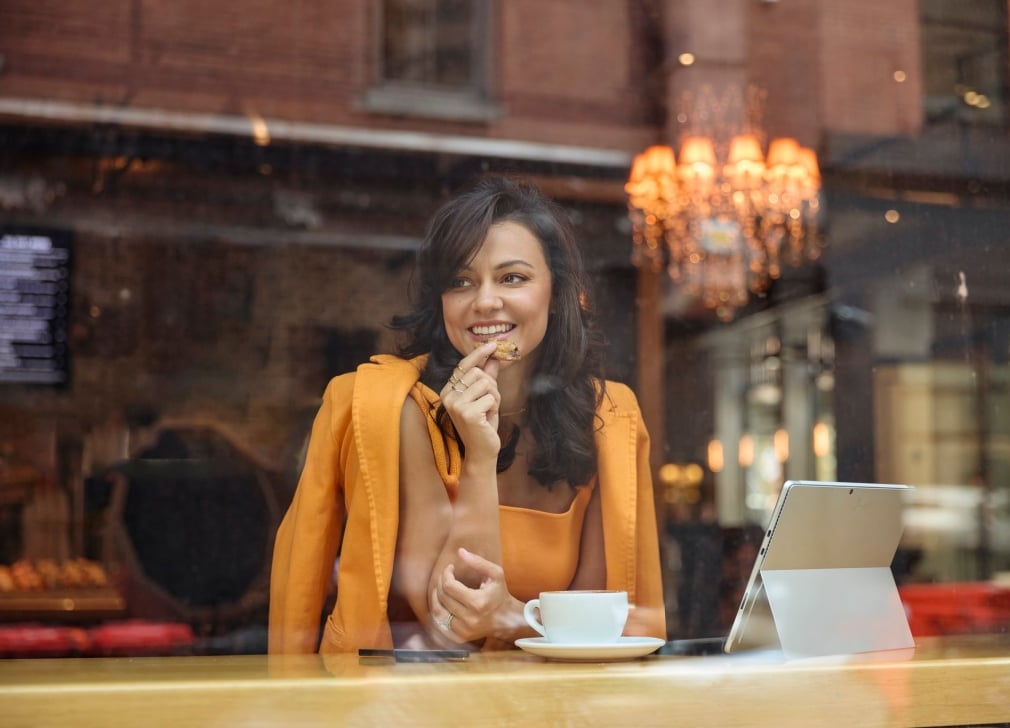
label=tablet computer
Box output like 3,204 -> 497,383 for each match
723,480 -> 914,658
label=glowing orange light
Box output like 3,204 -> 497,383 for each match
813,421 -> 832,458
738,434 -> 754,468
707,440 -> 724,473
774,428 -> 790,462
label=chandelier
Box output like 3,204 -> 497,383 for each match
625,87 -> 823,321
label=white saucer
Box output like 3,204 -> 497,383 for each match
515,636 -> 666,661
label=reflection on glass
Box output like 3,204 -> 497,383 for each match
0,0 -> 1008,667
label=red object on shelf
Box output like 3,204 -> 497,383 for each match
87,620 -> 195,657
0,624 -> 90,658
899,582 -> 1010,637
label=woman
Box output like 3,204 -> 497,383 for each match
269,176 -> 665,653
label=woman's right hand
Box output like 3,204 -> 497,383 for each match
430,547 -> 532,645
439,341 -> 501,461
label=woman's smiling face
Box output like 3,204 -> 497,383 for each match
441,221 -> 553,367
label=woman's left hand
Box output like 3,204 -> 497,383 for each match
438,342 -> 502,464
430,547 -> 521,644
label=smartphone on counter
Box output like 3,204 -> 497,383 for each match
358,648 -> 470,663
659,637 -> 727,656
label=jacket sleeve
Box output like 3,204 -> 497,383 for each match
630,394 -> 667,639
268,377 -> 350,654
598,381 -> 667,639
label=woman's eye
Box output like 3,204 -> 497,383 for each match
502,273 -> 527,284
448,277 -> 471,289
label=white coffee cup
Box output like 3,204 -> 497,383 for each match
523,590 -> 629,644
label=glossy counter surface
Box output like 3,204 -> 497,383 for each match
2,634 -> 1009,727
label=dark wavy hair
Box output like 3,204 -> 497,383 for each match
391,175 -> 606,488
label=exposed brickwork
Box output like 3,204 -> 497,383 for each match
0,0 -> 652,150
816,0 -> 924,136
747,0 -> 824,145
0,1 -> 986,146
501,0 -> 633,103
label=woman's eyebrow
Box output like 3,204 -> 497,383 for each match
458,259 -> 536,273
494,259 -> 535,270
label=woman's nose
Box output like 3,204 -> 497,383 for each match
473,282 -> 502,311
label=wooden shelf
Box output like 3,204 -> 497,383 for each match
0,589 -> 125,621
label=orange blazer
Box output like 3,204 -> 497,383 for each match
268,355 -> 666,653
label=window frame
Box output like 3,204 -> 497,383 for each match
360,0 -> 504,123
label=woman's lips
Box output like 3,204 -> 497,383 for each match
469,324 -> 515,343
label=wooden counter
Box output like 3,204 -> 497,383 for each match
2,634 -> 1009,727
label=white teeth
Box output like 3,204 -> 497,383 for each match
471,324 -> 513,336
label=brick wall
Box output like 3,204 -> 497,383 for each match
3,2 -> 986,153
816,0 -> 924,136
747,0 -> 823,146
664,0 -> 926,142
0,0 -> 654,151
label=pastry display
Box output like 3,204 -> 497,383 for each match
0,559 -> 122,622
0,559 -> 109,593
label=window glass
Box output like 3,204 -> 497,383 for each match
921,0 -> 1009,124
382,0 -> 477,89
365,0 -> 496,119
0,0 -> 1008,677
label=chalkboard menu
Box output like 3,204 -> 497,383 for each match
0,227 -> 72,385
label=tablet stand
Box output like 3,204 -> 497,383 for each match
761,566 -> 914,658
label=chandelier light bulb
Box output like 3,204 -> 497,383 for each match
676,137 -> 717,197
625,86 -> 823,320
766,137 -> 800,169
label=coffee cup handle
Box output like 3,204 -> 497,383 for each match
523,599 -> 547,637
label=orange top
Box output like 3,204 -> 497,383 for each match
268,355 -> 666,654
499,484 -> 593,602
